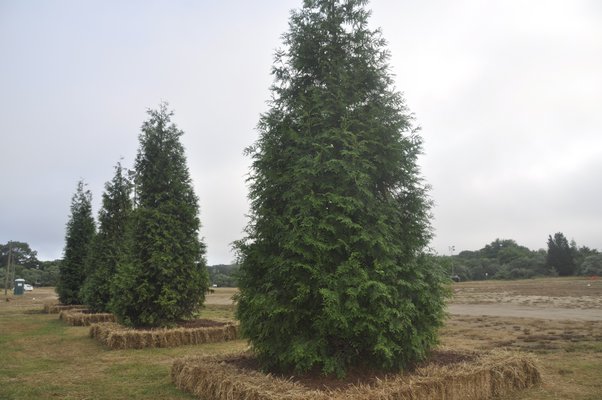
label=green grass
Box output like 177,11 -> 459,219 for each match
2,282 -> 601,399
0,299 -> 245,400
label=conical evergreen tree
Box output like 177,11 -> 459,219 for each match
111,103 -> 209,327
546,232 -> 576,276
57,180 -> 96,305
236,0 -> 448,376
80,162 -> 133,312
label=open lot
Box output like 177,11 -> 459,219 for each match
1,278 -> 601,399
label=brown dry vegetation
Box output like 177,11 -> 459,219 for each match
1,281 -> 602,399
59,308 -> 116,326
43,303 -> 86,313
172,350 -> 540,400
450,277 -> 602,309
90,321 -> 239,350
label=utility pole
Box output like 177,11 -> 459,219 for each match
4,242 -> 12,296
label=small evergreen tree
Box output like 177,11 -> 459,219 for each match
236,0 -> 447,376
111,104 -> 209,327
546,232 -> 576,276
57,180 -> 96,304
80,162 -> 133,312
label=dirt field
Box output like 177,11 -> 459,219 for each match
1,279 -> 601,399
205,287 -> 238,305
450,277 -> 602,309
448,278 -> 602,321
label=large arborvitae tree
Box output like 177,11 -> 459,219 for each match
111,104 -> 209,327
57,180 -> 96,304
546,232 -> 576,276
236,0 -> 448,376
80,162 -> 132,312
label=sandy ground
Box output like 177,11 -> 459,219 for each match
449,277 -> 602,321
448,304 -> 602,321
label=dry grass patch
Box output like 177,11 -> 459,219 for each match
58,308 -> 116,326
171,349 -> 540,400
442,315 -> 602,353
451,277 -> 602,309
43,303 -> 86,314
90,321 -> 239,350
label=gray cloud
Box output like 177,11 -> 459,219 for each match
1,0 -> 600,263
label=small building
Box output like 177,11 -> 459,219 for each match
14,278 -> 25,295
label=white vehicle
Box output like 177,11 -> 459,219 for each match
24,284 -> 33,291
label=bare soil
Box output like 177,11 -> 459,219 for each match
449,277 -> 602,321
225,350 -> 477,391
448,304 -> 602,320
450,277 -> 602,309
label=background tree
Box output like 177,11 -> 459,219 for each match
80,162 -> 133,312
36,260 -> 62,286
546,232 -> 576,276
56,180 -> 96,304
207,264 -> 239,287
1,242 -> 61,287
0,241 -> 40,270
111,104 -> 209,327
236,0 -> 447,376
578,254 -> 602,276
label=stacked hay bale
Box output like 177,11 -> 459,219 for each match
90,322 -> 239,350
171,350 -> 541,400
59,309 -> 115,326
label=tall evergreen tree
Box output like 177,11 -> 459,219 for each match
80,162 -> 133,312
546,232 -> 576,276
111,104 -> 209,327
236,0 -> 448,376
57,180 -> 96,304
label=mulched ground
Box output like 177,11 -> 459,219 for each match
225,350 -> 477,391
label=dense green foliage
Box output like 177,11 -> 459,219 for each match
1,241 -> 40,270
80,163 -> 133,312
446,239 -> 550,281
110,104 -> 209,327
547,232 -> 576,276
236,0 -> 447,376
56,181 -> 96,304
443,237 -> 599,281
208,264 -> 239,287
579,254 -> 602,276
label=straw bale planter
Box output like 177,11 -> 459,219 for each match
43,303 -> 86,314
171,349 -> 541,400
90,320 -> 239,350
59,308 -> 116,326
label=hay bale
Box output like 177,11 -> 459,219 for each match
171,350 -> 541,400
59,309 -> 115,326
89,321 -> 239,350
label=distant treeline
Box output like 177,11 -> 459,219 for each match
207,264 -> 239,287
4,234 -> 600,289
439,234 -> 601,281
1,241 -> 61,287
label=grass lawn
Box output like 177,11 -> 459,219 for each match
0,289 -> 246,400
2,281 -> 602,399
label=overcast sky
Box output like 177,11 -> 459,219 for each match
1,0 -> 601,264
